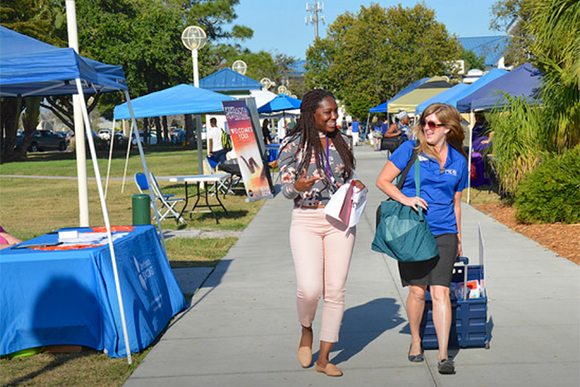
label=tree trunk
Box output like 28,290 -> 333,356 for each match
0,98 -> 21,162
184,114 -> 195,148
153,116 -> 162,145
162,116 -> 169,143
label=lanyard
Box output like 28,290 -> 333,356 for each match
325,137 -> 336,186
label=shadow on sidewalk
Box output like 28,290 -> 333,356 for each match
329,298 -> 405,365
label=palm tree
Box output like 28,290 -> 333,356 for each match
525,0 -> 580,152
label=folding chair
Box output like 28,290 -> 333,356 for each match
143,172 -> 186,224
205,156 -> 234,196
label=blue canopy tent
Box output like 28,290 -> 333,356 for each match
369,77 -> 429,113
0,27 -> 186,363
444,68 -> 508,109
456,63 -> 543,203
114,84 -> 236,119
415,83 -> 471,115
456,63 -> 543,113
0,26 -> 127,97
257,93 -> 302,114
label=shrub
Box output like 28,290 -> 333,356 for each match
514,146 -> 580,224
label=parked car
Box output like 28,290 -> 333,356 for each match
28,130 -> 68,152
97,129 -> 112,141
131,131 -> 157,145
170,128 -> 186,144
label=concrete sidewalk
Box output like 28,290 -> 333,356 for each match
125,144 -> 579,387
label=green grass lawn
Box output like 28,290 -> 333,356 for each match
0,147 -> 265,386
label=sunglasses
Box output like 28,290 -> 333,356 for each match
420,120 -> 446,129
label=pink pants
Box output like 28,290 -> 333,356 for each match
289,207 -> 356,343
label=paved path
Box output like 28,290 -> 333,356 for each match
125,144 -> 580,387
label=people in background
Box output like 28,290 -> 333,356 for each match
262,119 -> 272,145
278,89 -> 366,377
471,112 -> 494,152
0,225 -> 22,249
376,103 -> 468,375
380,115 -> 405,152
207,117 -> 227,164
349,118 -> 360,145
396,110 -> 412,140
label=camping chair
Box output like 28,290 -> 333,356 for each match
205,156 -> 236,197
217,159 -> 245,197
141,172 -> 186,224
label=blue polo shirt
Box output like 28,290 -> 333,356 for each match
351,121 -> 360,133
389,140 -> 468,235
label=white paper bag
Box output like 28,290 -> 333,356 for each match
324,181 -> 368,227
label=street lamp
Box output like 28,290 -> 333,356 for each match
232,60 -> 247,75
181,26 -> 207,174
181,26 -> 207,87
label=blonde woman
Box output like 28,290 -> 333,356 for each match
376,103 -> 468,374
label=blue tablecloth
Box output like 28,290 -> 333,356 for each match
0,225 -> 187,358
265,143 -> 280,162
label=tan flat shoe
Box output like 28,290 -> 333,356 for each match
315,362 -> 343,377
297,345 -> 312,368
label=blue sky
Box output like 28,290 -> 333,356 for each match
225,0 -> 504,59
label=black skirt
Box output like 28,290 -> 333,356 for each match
398,233 -> 458,287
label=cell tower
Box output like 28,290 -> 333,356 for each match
305,2 -> 325,38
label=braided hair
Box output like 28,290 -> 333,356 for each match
284,89 -> 355,182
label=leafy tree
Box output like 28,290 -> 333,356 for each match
524,0 -> 579,152
488,0 -> 579,205
179,0 -> 252,41
304,3 -> 461,119
490,0 -> 532,66
460,48 -> 486,72
0,0 -> 66,45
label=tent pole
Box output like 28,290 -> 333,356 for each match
467,110 -> 474,204
121,119 -> 133,193
124,91 -> 167,255
75,79 -> 132,365
104,119 -> 116,198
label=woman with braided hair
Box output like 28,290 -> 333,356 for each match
278,89 -> 365,377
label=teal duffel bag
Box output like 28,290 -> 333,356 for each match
372,156 -> 439,262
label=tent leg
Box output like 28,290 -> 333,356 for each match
467,110 -> 474,204
124,91 -> 167,255
75,79 -> 132,365
104,119 -> 116,198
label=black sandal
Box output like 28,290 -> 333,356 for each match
407,344 -> 424,363
438,359 -> 455,374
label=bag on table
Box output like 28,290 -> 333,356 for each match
372,148 -> 439,262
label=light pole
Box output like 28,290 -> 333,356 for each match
181,26 -> 207,87
181,26 -> 207,174
232,60 -> 247,75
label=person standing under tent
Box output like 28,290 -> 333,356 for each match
261,119 -> 272,145
396,110 -> 412,140
207,117 -> 227,164
376,103 -> 468,375
278,89 -> 365,377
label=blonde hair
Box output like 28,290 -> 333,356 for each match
413,103 -> 467,167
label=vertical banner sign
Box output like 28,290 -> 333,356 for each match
222,100 -> 273,201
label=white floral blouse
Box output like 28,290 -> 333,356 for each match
278,133 -> 353,207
